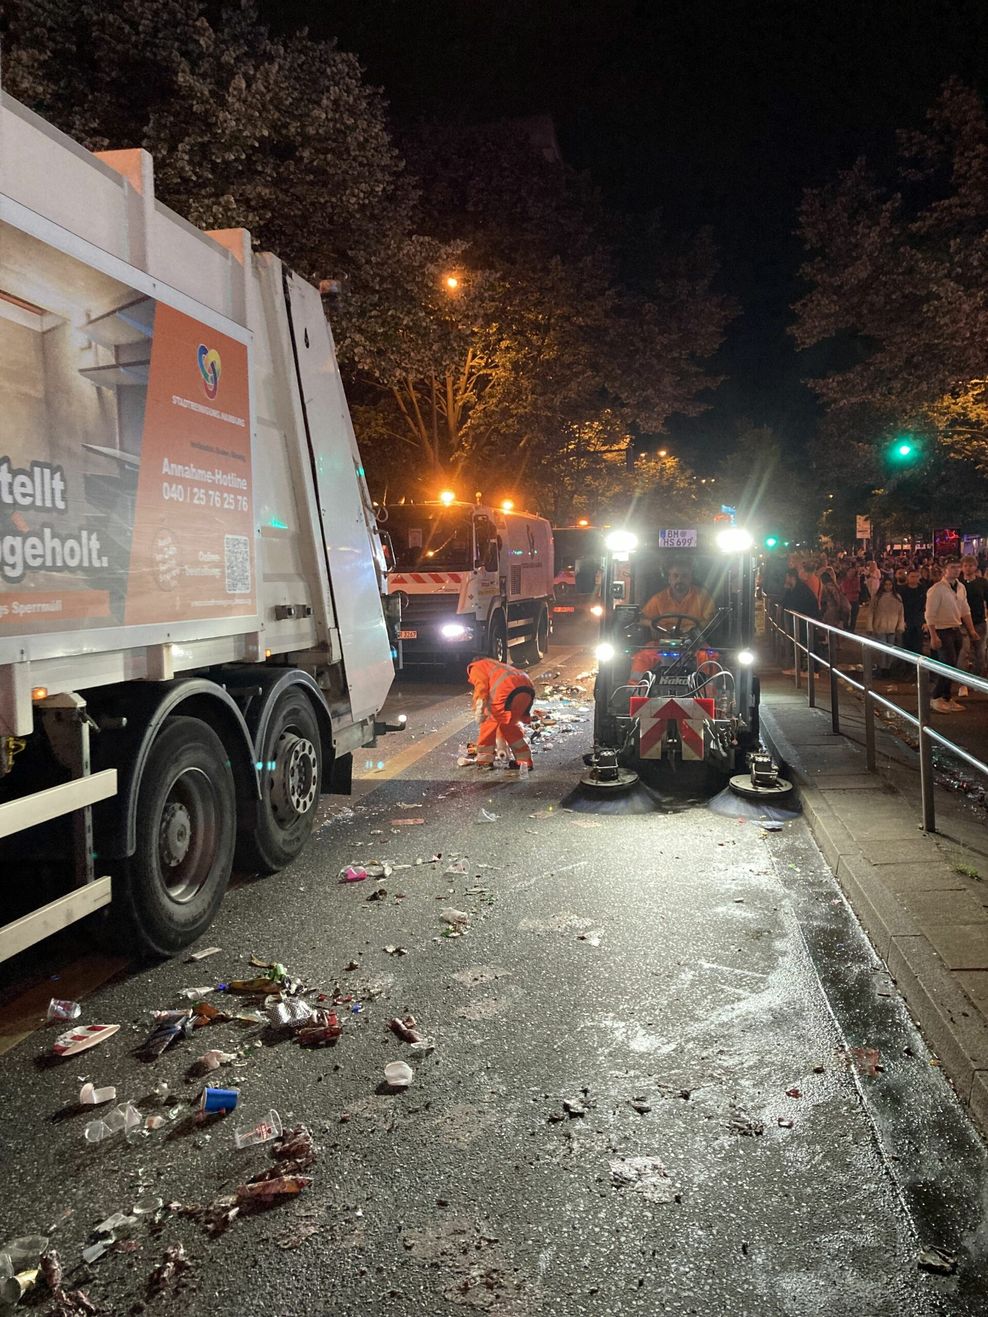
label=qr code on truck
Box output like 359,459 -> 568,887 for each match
224,534 -> 251,594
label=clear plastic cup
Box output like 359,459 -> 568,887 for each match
384,1061 -> 414,1088
234,1109 -> 283,1149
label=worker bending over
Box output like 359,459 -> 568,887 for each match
466,656 -> 536,771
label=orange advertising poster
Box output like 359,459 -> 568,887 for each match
0,219 -> 254,637
124,305 -> 254,626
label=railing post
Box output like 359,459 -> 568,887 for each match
791,614 -> 800,687
862,647 -> 876,772
807,622 -> 816,708
830,653 -> 840,734
916,660 -> 936,832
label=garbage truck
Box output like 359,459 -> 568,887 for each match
0,92 -> 401,959
381,496 -> 554,667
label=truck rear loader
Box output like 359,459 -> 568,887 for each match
0,93 -> 399,959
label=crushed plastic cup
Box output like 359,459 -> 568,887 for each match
1,1238 -> 47,1271
234,1108 -> 283,1149
79,1082 -> 116,1105
477,808 -> 499,822
47,998 -> 81,1022
197,1048 -> 237,1072
83,1120 -> 112,1144
384,1061 -> 414,1089
340,865 -> 368,883
144,1115 -> 166,1131
102,1102 -> 141,1135
440,908 -> 470,929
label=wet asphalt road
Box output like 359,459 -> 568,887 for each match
0,636 -> 987,1316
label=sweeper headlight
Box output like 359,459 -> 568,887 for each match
595,642 -> 616,662
590,603 -> 604,617
715,527 -> 754,553
440,622 -> 470,640
737,649 -> 756,666
604,530 -> 638,553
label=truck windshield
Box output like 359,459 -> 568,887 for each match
384,508 -> 473,570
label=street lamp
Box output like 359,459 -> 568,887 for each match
444,274 -> 460,291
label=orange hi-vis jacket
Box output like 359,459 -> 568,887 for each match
467,658 -> 535,719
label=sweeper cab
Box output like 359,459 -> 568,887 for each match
582,525 -> 790,799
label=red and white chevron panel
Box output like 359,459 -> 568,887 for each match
631,696 -> 713,761
388,572 -> 466,590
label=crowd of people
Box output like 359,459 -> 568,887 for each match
762,548 -> 988,714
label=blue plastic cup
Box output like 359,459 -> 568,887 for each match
200,1086 -> 239,1114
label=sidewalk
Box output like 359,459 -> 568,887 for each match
759,665 -> 988,1137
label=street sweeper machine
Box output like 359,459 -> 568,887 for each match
581,524 -> 790,800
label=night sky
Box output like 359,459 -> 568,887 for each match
264,0 -> 988,468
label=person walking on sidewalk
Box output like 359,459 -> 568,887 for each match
781,569 -> 820,674
841,564 -> 862,632
925,562 -> 978,713
898,569 -> 927,661
871,576 -> 904,676
466,656 -> 536,770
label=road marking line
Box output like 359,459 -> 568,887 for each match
0,952 -> 128,1057
353,708 -> 476,791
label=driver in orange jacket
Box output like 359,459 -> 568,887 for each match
630,563 -> 715,681
466,656 -> 536,770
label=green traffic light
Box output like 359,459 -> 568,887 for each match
889,435 -> 919,463
896,442 -> 913,457
765,536 -> 779,548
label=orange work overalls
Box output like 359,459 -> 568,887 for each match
466,658 -> 536,768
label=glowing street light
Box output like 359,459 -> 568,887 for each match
444,275 -> 460,291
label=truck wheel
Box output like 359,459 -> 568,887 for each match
112,716 -> 235,958
237,688 -> 323,874
489,614 -> 509,664
519,604 -> 550,664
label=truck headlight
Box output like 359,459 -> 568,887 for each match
440,623 -> 470,640
595,642 -> 616,662
605,530 -> 638,553
590,604 -> 604,617
715,527 -> 754,553
737,649 -> 755,666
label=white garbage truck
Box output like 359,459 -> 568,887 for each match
382,497 -> 554,668
0,92 -> 400,959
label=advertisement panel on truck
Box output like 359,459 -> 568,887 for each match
0,221 -> 254,637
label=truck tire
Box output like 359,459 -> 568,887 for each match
237,687 -> 323,874
489,613 -> 509,664
519,604 -> 550,664
112,716 -> 235,958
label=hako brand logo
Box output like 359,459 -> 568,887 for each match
197,344 -> 222,400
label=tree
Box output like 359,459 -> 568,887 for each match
792,80 -> 988,476
716,426 -> 817,542
1,0 -> 437,365
354,120 -> 735,502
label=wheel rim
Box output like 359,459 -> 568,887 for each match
156,767 -> 218,903
270,730 -> 319,824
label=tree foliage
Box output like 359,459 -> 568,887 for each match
792,80 -> 988,474
1,0 -> 442,358
354,121 -> 735,514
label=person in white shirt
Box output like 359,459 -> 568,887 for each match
925,561 -> 978,712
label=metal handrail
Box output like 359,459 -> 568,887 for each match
763,600 -> 988,832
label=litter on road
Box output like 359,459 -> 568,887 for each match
51,1024 -> 120,1058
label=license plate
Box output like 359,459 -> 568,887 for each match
553,606 -> 575,614
399,630 -> 417,640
